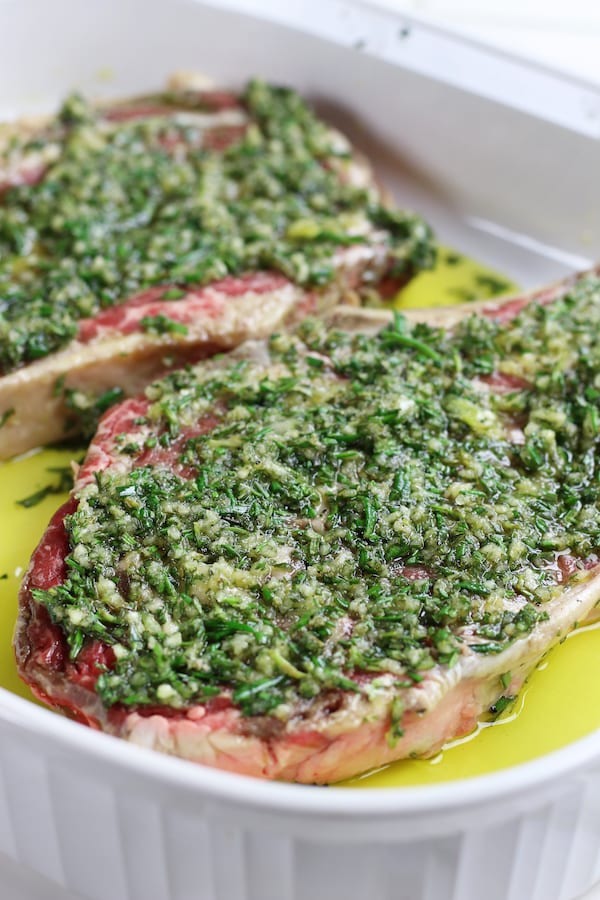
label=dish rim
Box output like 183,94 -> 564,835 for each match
1,685 -> 598,814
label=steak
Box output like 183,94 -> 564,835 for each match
0,72 -> 434,458
16,267 -> 600,783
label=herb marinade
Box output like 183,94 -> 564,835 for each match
0,81 -> 433,373
32,276 -> 600,716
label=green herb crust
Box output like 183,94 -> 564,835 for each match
34,276 -> 600,716
0,81 -> 434,374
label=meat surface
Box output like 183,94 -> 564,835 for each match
15,267 -> 600,783
0,73 -> 433,459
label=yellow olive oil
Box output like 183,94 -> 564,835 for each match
394,246 -> 518,310
1,249 -> 595,788
0,447 -> 79,703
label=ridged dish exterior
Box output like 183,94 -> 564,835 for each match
0,706 -> 599,900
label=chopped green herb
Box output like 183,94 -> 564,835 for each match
387,696 -> 405,748
64,387 -> 125,439
0,408 -> 14,429
475,275 -> 511,296
53,375 -> 66,398
444,252 -> 462,266
490,695 -> 516,716
16,464 -> 75,508
140,314 -> 189,336
448,287 -> 477,303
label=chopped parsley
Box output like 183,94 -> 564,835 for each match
34,275 -> 600,716
0,80 -> 434,373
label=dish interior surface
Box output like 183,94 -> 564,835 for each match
3,254 -> 600,788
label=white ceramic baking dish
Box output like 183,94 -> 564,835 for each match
2,1 -> 600,898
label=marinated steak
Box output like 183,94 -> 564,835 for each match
16,269 -> 600,783
0,74 -> 434,458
